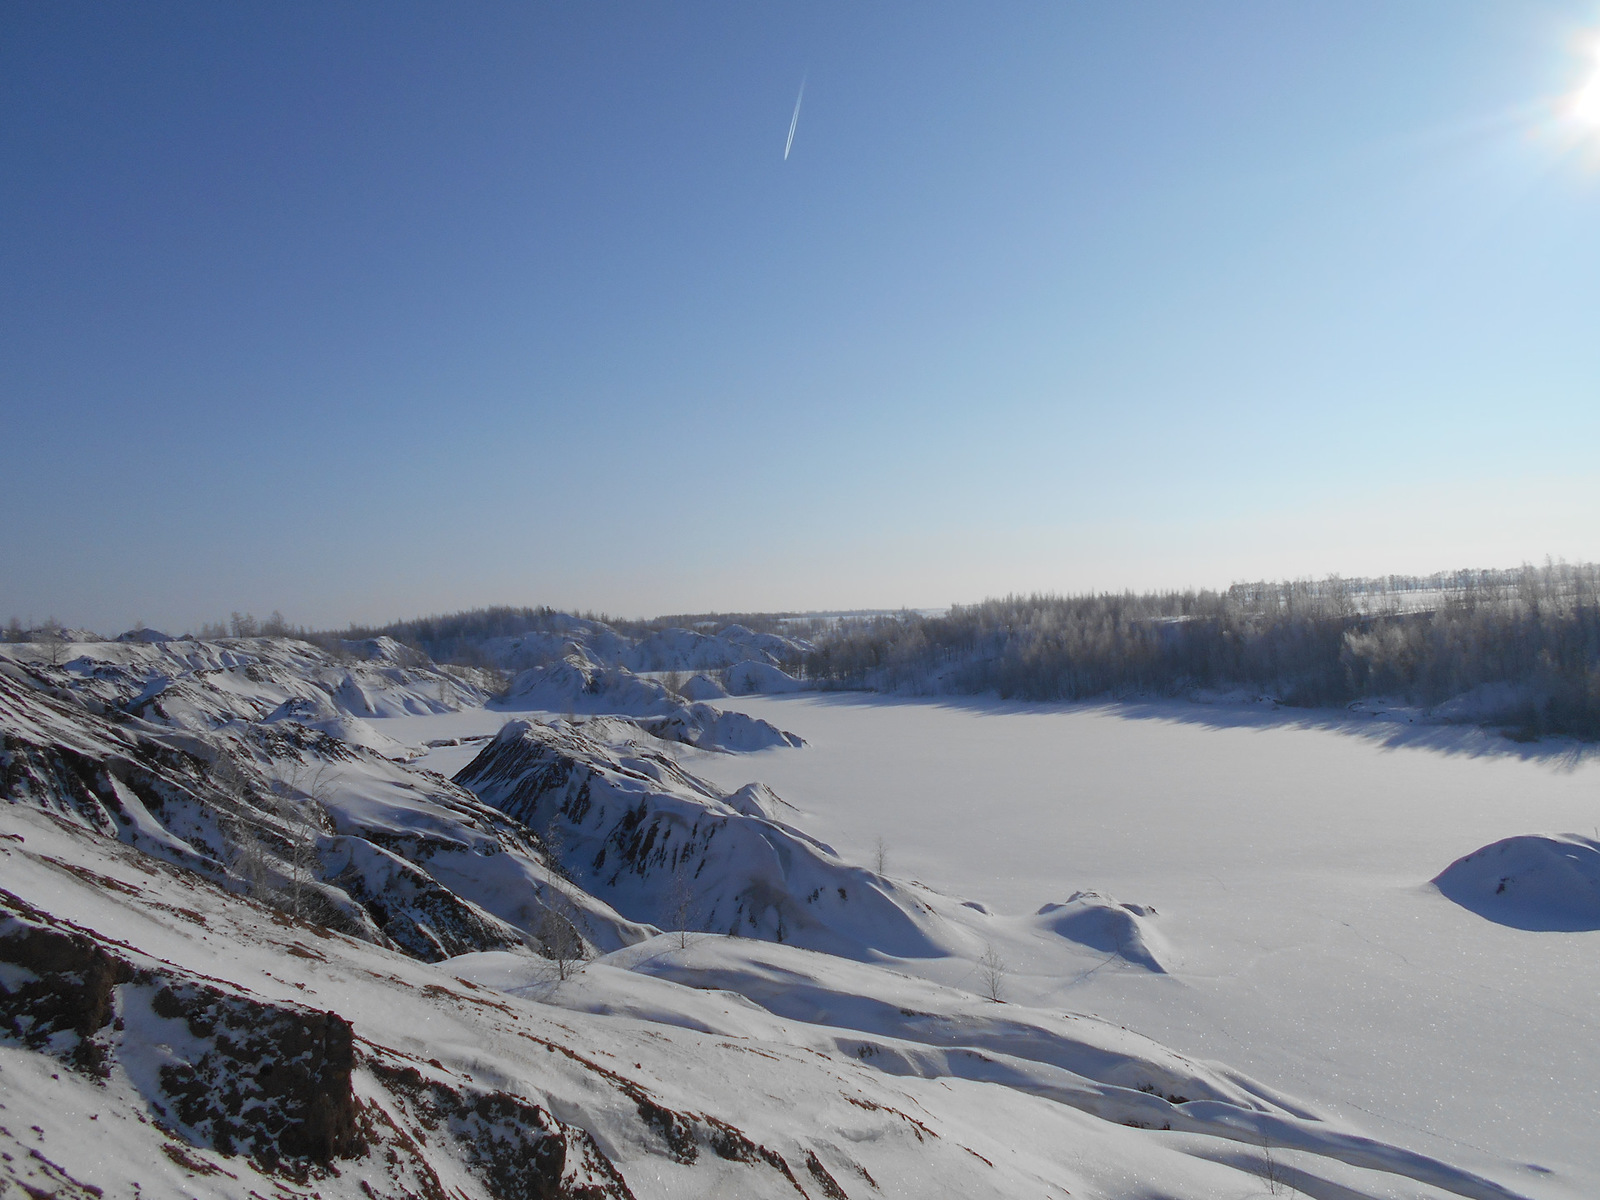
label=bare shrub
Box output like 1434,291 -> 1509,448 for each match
978,943 -> 1007,1003
536,904 -> 589,981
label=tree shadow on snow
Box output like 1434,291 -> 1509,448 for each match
763,690 -> 1599,772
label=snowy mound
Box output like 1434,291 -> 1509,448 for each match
503,656 -> 681,717
500,657 -> 802,750
1032,892 -> 1170,972
638,702 -> 804,752
456,719 -> 946,958
614,623 -> 807,673
723,660 -> 804,695
680,671 -> 727,700
1433,834 -> 1600,931
261,692 -> 409,756
456,615 -> 807,675
115,627 -> 175,643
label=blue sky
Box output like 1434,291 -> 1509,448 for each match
4,2 -> 1598,631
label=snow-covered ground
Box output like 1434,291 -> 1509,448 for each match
381,687 -> 1600,1195
655,692 -> 1600,1195
6,630 -> 1597,1198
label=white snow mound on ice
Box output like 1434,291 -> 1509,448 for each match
637,702 -> 804,752
1032,891 -> 1169,972
723,661 -> 804,695
679,672 -> 727,700
1433,833 -> 1600,930
502,656 -> 803,750
504,656 -> 681,716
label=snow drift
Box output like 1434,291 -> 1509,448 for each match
1433,833 -> 1600,931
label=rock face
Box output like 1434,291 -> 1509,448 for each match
456,719 -> 944,959
1433,834 -> 1600,930
0,885 -> 634,1199
1,888 -> 355,1165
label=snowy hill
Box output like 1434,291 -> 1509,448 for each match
0,633 -> 1575,1199
457,719 -> 941,957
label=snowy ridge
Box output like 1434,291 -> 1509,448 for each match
458,617 -> 810,675
2,634 -> 489,758
0,661 -> 650,963
457,719 -> 939,958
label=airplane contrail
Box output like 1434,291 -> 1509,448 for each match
784,74 -> 806,161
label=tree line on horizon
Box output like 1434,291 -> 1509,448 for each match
799,562 -> 1600,739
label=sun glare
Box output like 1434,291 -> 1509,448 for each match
1571,42 -> 1600,130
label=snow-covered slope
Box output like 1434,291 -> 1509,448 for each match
501,653 -> 803,750
1,632 -> 1581,1199
1,633 -> 488,757
724,660 -> 805,695
2,807 -> 1541,1200
456,719 -> 941,958
455,616 -> 810,675
0,655 -> 650,963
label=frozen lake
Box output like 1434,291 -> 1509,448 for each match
684,695 -> 1600,1197
405,692 -> 1600,1197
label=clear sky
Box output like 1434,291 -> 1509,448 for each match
4,2 -> 1599,632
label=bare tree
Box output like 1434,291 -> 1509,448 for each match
36,617 -> 67,666
1256,1136 -> 1299,1198
978,942 -> 1007,1003
665,847 -> 697,950
3,616 -> 21,643
873,836 -> 889,876
536,902 -> 589,981
273,761 -> 335,921
662,669 -> 686,698
540,821 -> 571,882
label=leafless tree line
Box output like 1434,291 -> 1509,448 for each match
802,562 -> 1600,738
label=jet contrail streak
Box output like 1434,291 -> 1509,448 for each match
784,75 -> 806,161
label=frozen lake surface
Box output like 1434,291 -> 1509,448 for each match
404,692 -> 1600,1197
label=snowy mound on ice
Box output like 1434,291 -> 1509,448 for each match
723,660 -> 804,695
1032,892 -> 1169,972
503,656 -> 681,716
501,656 -> 803,750
1433,834 -> 1600,931
637,702 -> 804,752
680,672 -> 727,700
456,719 -> 945,958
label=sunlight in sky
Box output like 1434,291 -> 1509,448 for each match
1571,40 -> 1600,129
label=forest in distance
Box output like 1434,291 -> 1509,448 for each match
8,561 -> 1599,739
355,562 -> 1600,738
801,562 -> 1600,737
